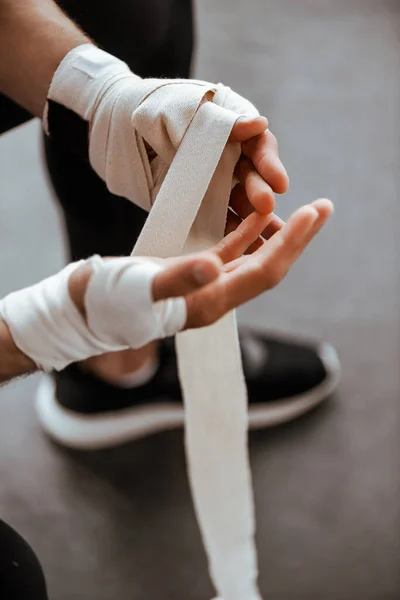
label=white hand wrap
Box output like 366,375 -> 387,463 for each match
45,44 -> 262,600
0,257 -> 186,372
44,43 -> 255,212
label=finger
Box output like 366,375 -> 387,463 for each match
223,214 -> 289,270
310,198 -> 334,221
262,213 -> 285,240
185,202 -> 332,328
242,129 -> 289,194
152,253 -> 221,301
302,198 -> 334,245
229,184 -> 285,240
230,180 -> 274,218
235,156 -> 276,213
224,210 -> 265,255
246,200 -> 333,284
218,204 -> 327,310
214,210 -> 273,264
224,209 -> 242,236
226,207 -> 317,275
245,238 -> 264,255
229,116 -> 268,142
221,207 -> 319,309
226,201 -> 331,270
229,182 -> 252,219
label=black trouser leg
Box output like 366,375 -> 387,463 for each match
43,0 -> 194,261
0,520 -> 48,600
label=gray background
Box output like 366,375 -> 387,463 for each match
0,0 -> 399,598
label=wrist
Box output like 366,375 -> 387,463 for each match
43,43 -> 137,157
0,319 -> 36,383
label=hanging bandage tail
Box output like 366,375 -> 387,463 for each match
133,85 -> 262,600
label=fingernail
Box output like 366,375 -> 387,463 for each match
238,115 -> 266,124
237,116 -> 254,124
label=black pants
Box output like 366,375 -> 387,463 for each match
0,521 -> 48,599
0,0 -> 194,596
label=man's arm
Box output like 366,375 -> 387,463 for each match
0,199 -> 333,385
0,261 -> 90,385
0,319 -> 36,383
0,0 -> 90,117
0,0 -> 289,219
0,0 -> 86,383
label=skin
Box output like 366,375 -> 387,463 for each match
69,199 -> 333,331
0,0 -> 332,385
0,198 -> 332,385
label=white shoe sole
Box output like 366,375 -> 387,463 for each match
35,342 -> 341,450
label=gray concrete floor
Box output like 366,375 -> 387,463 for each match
1,1 -> 400,598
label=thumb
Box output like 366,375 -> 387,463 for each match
152,253 -> 222,302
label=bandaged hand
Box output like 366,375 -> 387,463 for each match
0,197 -> 331,375
43,44 -> 288,227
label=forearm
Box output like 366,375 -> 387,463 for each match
0,262 -> 89,385
0,319 -> 36,383
0,0 -> 90,117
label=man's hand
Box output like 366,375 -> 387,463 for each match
70,200 -> 332,333
0,197 -> 331,385
0,1 -> 285,227
69,198 -> 331,333
230,116 -> 288,209
141,197 -> 332,328
227,116 -> 288,238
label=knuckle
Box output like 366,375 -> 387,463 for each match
215,238 -> 231,263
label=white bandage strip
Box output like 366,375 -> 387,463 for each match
85,256 -> 187,345
46,44 -> 262,600
133,98 -> 261,600
0,257 -> 186,372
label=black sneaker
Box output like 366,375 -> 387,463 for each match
35,330 -> 340,450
